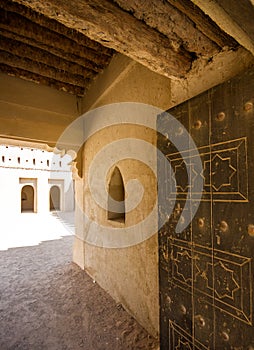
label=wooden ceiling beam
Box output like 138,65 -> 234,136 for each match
0,0 -> 113,56
0,36 -> 97,77
0,29 -> 107,72
8,0 -> 193,79
112,0 -> 219,57
0,9 -> 113,66
0,50 -> 91,87
190,0 -> 254,56
0,64 -> 85,96
166,0 -> 238,48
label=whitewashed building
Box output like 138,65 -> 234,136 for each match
0,143 -> 74,215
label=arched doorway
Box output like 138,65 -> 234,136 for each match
21,185 -> 35,212
107,167 -> 125,222
50,186 -> 61,211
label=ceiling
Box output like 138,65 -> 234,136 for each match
0,0 -> 253,96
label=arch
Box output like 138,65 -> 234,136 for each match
50,185 -> 61,211
21,185 -> 35,212
107,167 -> 125,222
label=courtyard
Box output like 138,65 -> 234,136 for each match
0,213 -> 159,349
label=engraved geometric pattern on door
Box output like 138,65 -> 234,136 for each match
158,68 -> 254,349
167,137 -> 248,202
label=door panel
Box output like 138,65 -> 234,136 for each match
158,68 -> 254,349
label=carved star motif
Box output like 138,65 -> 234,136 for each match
207,261 -> 240,299
211,154 -> 236,191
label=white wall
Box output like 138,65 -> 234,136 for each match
0,144 -> 74,214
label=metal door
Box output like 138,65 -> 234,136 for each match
158,68 -> 254,349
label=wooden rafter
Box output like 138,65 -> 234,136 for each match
166,0 -> 238,48
0,9 -> 113,66
0,0 -> 241,96
0,64 -> 85,95
0,28 -> 108,72
0,0 -> 113,56
7,0 -> 193,79
0,36 -> 97,77
113,0 -> 220,57
0,50 -> 91,87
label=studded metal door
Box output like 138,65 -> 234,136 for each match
158,68 -> 254,349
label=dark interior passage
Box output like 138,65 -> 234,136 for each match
21,185 -> 34,212
50,185 -> 61,211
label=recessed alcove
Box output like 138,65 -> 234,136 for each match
107,167 -> 125,223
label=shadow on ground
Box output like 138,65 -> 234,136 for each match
0,236 -> 159,349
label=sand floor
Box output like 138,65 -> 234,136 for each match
0,233 -> 159,349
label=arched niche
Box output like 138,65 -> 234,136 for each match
49,185 -> 61,211
107,167 -> 125,223
21,185 -> 35,212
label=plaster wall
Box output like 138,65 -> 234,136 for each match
0,144 -> 74,214
0,72 -> 81,145
75,124 -> 159,336
82,54 -> 172,112
0,169 -> 19,214
73,52 -> 254,337
73,55 -> 173,337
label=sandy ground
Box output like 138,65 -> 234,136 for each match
0,229 -> 159,349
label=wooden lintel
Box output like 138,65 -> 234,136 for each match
113,0 -> 219,57
167,0 -> 238,48
8,0 -> 193,78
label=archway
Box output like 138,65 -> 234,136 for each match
107,167 -> 125,222
50,185 -> 61,211
21,185 -> 35,212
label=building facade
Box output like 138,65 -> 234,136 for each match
0,143 -> 74,215
1,1 -> 254,347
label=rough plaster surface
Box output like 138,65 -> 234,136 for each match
0,73 -> 81,144
170,47 -> 254,107
74,124 -> 159,337
74,56 -> 172,336
82,54 -> 172,112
